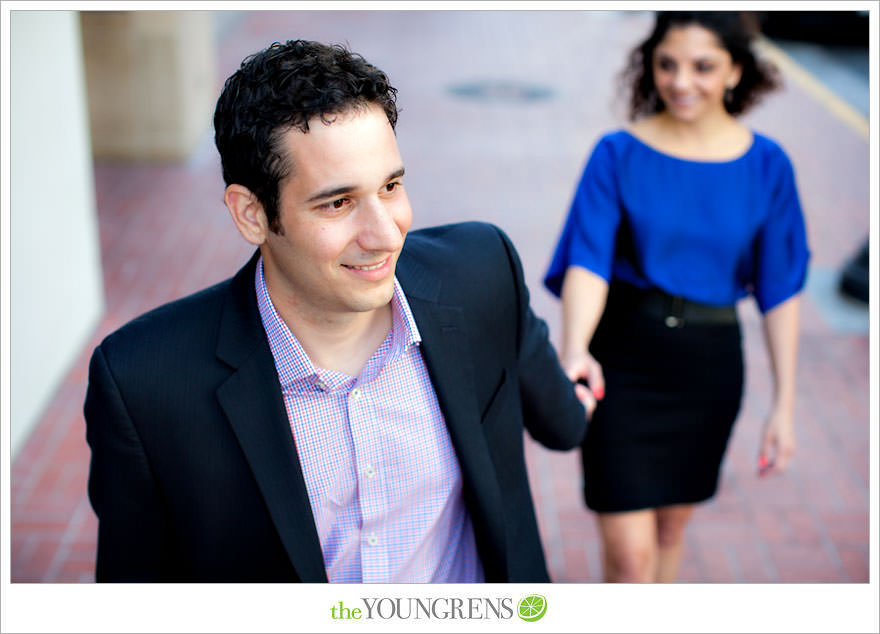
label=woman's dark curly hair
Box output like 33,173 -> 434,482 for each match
621,11 -> 780,120
214,40 -> 398,232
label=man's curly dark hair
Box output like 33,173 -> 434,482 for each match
213,40 -> 399,232
621,12 -> 780,120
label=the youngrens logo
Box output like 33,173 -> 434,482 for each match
517,594 -> 547,622
329,595 -> 547,622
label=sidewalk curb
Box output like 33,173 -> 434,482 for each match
755,35 -> 869,141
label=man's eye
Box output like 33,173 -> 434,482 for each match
385,182 -> 398,193
329,198 -> 348,210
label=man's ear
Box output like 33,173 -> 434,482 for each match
225,184 -> 269,246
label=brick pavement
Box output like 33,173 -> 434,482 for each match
10,10 -> 870,583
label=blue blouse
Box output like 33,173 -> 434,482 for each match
544,130 -> 810,313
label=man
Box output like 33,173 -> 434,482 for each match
84,40 -> 588,582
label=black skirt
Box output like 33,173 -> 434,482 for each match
581,283 -> 744,513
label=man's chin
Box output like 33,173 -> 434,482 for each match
346,284 -> 395,314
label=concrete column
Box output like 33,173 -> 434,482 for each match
80,11 -> 216,161
10,11 -> 104,456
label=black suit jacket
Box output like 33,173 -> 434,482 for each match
84,222 -> 586,582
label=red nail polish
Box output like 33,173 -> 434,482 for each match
758,455 -> 768,468
594,386 -> 605,400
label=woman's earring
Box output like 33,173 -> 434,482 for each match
724,86 -> 734,106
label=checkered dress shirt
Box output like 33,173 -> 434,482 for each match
255,259 -> 484,583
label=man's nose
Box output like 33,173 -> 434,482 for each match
358,199 -> 404,251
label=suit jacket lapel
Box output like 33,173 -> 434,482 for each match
399,260 -> 510,581
214,253 -> 328,582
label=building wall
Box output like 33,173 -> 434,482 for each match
80,11 -> 217,161
10,11 -> 104,455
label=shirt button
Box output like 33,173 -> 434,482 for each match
664,315 -> 681,328
350,387 -> 362,400
314,379 -> 327,391
365,465 -> 376,479
366,533 -> 378,546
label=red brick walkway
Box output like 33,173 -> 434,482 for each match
11,10 -> 870,583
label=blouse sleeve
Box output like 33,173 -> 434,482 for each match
543,136 -> 622,297
752,150 -> 810,313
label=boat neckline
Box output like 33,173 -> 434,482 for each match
620,128 -> 757,165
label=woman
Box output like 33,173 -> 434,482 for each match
544,12 -> 809,582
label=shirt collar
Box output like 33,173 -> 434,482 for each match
255,257 -> 422,390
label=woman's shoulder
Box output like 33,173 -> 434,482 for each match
587,129 -> 630,149
748,131 -> 794,160
746,132 -> 798,178
584,128 -> 640,163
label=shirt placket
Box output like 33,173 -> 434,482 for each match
346,382 -> 390,582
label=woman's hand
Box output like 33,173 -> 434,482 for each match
562,349 -> 605,419
758,407 -> 795,476
758,296 -> 801,477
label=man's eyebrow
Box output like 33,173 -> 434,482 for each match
305,167 -> 406,204
305,184 -> 355,204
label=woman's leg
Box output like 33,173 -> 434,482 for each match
597,509 -> 658,582
653,504 -> 695,582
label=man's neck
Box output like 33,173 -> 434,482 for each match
274,297 -> 393,378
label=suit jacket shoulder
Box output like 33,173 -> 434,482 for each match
399,221 -> 526,329
99,278 -> 229,370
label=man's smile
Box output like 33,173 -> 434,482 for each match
342,258 -> 390,272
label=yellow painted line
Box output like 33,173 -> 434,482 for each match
754,36 -> 869,141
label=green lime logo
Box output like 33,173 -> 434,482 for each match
517,594 -> 547,622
